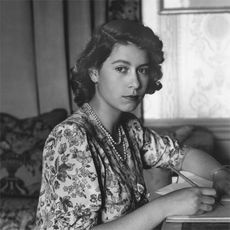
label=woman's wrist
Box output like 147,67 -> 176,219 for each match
154,195 -> 174,218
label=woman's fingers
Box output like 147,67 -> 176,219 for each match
200,187 -> 217,197
199,203 -> 214,212
191,188 -> 216,214
197,189 -> 216,213
200,195 -> 216,205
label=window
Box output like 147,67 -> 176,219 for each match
142,3 -> 230,120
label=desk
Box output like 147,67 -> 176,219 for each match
161,222 -> 230,230
161,222 -> 182,230
161,199 -> 230,230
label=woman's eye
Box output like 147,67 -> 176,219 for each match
115,66 -> 129,73
138,67 -> 149,75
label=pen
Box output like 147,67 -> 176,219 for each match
169,165 -> 200,187
168,165 -> 224,206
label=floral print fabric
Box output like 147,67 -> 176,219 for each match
36,104 -> 185,229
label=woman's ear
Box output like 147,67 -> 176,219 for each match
88,68 -> 99,83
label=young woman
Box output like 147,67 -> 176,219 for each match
36,19 -> 230,230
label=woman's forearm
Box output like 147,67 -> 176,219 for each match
92,181 -> 218,230
92,198 -> 166,230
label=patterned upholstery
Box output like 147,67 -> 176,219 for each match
0,198 -> 38,230
0,109 -> 67,197
0,109 -> 67,230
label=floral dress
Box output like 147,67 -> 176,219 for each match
36,104 -> 185,230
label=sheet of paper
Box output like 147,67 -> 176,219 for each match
156,171 -> 213,195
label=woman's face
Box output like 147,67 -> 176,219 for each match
91,42 -> 150,113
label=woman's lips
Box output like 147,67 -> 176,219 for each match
123,95 -> 140,101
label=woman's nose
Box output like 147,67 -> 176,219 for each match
128,71 -> 140,89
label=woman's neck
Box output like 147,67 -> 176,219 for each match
88,99 -> 121,134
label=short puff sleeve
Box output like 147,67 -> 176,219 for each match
125,116 -> 186,170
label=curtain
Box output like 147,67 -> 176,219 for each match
66,0 -> 107,113
0,0 -> 106,118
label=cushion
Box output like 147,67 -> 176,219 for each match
153,125 -> 195,143
0,197 -> 38,230
182,127 -> 214,154
153,125 -> 214,153
0,109 -> 67,198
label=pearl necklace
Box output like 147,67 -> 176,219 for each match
84,103 -> 127,162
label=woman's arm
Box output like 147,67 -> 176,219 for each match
92,148 -> 222,230
93,197 -> 165,230
92,186 -> 216,230
180,147 -> 222,180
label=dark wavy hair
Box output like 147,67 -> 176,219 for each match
71,19 -> 164,107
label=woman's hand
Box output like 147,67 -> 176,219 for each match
212,165 -> 230,199
159,187 -> 217,217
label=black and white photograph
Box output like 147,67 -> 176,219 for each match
0,0 -> 230,229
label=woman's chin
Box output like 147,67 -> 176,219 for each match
120,102 -> 140,113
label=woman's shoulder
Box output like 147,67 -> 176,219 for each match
49,108 -> 90,137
